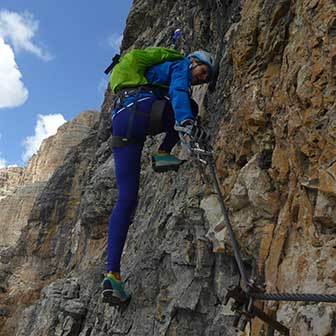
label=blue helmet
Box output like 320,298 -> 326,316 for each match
188,50 -> 215,81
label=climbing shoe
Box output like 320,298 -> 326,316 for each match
151,151 -> 184,173
102,272 -> 131,306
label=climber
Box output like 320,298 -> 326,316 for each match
102,50 -> 215,305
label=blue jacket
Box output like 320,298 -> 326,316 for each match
145,58 -> 194,123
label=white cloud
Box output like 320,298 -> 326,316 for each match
22,114 -> 67,162
0,153 -> 7,168
0,10 -> 52,109
0,134 -> 6,167
0,10 -> 52,61
107,33 -> 123,52
0,37 -> 28,108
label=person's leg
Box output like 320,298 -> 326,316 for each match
103,94 -> 155,304
103,143 -> 142,304
151,102 -> 183,172
158,131 -> 180,153
107,143 -> 143,273
160,101 -> 180,152
107,94 -> 157,272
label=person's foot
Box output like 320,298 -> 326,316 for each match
151,151 -> 184,172
102,272 -> 131,306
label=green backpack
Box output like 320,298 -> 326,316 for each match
109,47 -> 184,93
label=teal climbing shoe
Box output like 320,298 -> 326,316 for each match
151,151 -> 184,173
102,273 -> 131,306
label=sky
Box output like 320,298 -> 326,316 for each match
0,0 -> 132,167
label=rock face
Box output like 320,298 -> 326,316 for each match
1,1 -> 336,336
23,111 -> 100,184
0,168 -> 24,201
0,111 -> 99,247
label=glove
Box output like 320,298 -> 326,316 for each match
174,119 -> 194,153
174,119 -> 209,144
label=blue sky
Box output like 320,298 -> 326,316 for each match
0,0 -> 132,167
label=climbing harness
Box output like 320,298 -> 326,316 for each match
110,86 -> 168,148
188,137 -> 336,335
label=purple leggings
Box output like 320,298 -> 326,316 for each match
107,93 -> 179,272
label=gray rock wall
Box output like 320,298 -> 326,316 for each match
1,0 -> 336,335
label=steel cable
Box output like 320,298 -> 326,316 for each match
251,292 -> 336,303
192,143 -> 336,305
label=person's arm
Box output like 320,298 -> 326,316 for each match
169,61 -> 194,124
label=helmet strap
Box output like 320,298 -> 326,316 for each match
189,61 -> 202,70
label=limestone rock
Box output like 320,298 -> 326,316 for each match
0,168 -> 24,201
0,111 -> 99,247
15,279 -> 88,336
0,182 -> 46,247
1,0 -> 336,335
23,111 -> 99,184
200,194 -> 226,253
